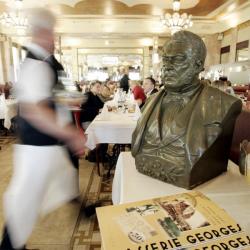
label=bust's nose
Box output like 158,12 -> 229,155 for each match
164,65 -> 174,71
163,63 -> 175,74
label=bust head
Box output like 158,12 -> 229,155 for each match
161,31 -> 206,91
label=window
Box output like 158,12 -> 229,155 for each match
236,41 -> 249,62
87,68 -> 109,81
129,66 -> 141,80
220,46 -> 230,64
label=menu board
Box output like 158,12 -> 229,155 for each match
96,191 -> 250,250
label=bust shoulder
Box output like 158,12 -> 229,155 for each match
142,89 -> 163,109
202,83 -> 241,107
200,84 -> 242,123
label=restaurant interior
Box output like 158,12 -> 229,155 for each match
0,0 -> 250,249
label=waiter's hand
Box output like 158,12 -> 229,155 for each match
66,131 -> 87,156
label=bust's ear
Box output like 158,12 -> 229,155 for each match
195,59 -> 204,72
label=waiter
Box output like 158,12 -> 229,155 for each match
119,67 -> 129,93
0,9 -> 86,250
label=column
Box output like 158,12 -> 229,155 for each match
58,35 -> 62,63
0,34 -> 12,83
0,35 -> 6,83
71,48 -> 79,81
152,36 -> 160,79
248,40 -> 250,61
204,34 -> 221,69
3,36 -> 13,82
229,27 -> 238,63
143,46 -> 150,79
82,55 -> 88,78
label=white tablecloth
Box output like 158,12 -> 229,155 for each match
85,101 -> 140,149
112,152 -> 250,234
0,95 -> 5,119
2,99 -> 18,129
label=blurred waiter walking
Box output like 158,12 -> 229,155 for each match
0,9 -> 86,250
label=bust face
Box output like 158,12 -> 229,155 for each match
161,40 -> 199,91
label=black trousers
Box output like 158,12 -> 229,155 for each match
0,227 -> 25,250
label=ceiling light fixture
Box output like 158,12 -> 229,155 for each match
161,0 -> 193,35
0,0 -> 28,31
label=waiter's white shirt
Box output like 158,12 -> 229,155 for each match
16,43 -> 53,104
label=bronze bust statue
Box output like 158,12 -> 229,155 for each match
131,31 -> 242,189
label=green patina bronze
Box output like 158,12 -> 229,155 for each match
131,31 -> 242,189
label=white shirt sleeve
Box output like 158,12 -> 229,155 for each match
16,58 -> 54,103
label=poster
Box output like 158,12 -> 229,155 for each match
96,191 -> 250,250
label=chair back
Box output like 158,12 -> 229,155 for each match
230,110 -> 250,164
73,110 -> 85,134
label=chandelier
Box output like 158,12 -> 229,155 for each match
161,0 -> 193,35
0,0 -> 28,30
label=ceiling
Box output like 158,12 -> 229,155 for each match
0,0 -> 230,16
0,0 -> 250,49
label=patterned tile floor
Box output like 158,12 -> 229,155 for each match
70,173 -> 113,250
0,135 -> 113,250
0,134 -> 16,151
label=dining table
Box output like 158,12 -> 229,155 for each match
85,100 -> 140,147
3,98 -> 18,130
85,100 -> 141,176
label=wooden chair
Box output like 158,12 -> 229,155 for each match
230,110 -> 250,165
71,108 -> 103,176
247,92 -> 250,101
72,109 -> 84,134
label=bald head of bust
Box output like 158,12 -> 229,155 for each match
161,31 -> 207,91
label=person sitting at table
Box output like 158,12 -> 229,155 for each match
129,80 -> 146,108
79,81 -> 87,93
143,77 -> 158,98
98,83 -> 112,103
0,82 -> 12,99
225,81 -> 235,96
81,81 -> 109,164
80,81 -> 104,130
218,77 -> 235,96
107,80 -> 117,95
74,81 -> 82,92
